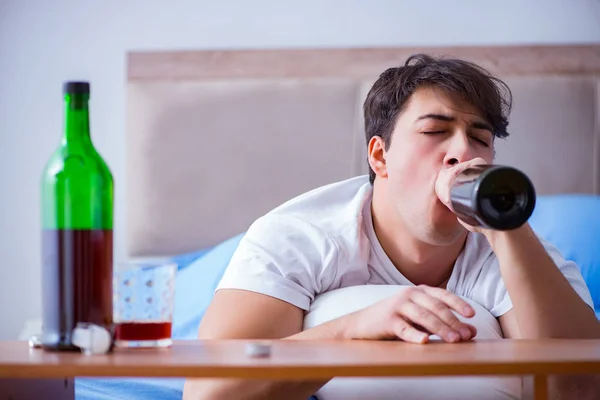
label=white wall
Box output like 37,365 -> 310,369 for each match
1,0 -> 599,340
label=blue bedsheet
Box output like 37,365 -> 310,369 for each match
77,379 -> 318,400
75,233 -> 318,399
75,234 -> 238,400
76,377 -> 186,400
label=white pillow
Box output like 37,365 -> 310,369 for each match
303,285 -> 522,400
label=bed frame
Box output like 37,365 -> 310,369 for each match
124,44 -> 600,399
126,44 -> 600,258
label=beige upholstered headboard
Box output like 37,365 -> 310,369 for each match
126,45 -> 600,257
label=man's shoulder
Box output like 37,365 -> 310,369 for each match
219,176 -> 373,309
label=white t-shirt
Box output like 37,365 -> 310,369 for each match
216,175 -> 594,399
216,175 -> 594,317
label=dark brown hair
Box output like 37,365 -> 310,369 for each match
363,53 -> 513,184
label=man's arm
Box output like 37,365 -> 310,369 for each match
434,157 -> 598,337
489,223 -> 600,400
490,223 -> 599,339
182,289 -> 330,400
183,285 -> 479,400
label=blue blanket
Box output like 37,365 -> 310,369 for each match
75,234 -> 317,399
76,377 -> 186,400
76,234 -> 236,400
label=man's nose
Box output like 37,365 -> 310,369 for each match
442,135 -> 472,168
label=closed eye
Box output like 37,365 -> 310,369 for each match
472,137 -> 490,147
423,131 -> 446,134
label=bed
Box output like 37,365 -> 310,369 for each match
76,44 -> 600,399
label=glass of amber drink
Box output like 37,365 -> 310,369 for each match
113,260 -> 176,348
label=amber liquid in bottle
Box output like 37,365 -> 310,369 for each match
40,82 -> 114,351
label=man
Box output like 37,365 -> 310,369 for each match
183,54 -> 600,399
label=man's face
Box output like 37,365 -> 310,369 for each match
373,85 -> 495,245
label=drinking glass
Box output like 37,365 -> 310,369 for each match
113,260 -> 176,348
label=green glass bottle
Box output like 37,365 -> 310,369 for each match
40,81 -> 114,351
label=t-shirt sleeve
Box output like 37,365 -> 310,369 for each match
215,214 -> 338,311
479,236 -> 594,318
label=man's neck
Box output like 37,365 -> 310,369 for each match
370,190 -> 467,288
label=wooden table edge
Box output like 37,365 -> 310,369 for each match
3,339 -> 600,380
2,362 -> 600,380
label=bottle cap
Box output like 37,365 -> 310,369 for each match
63,81 -> 90,95
71,323 -> 112,355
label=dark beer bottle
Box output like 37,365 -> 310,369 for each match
40,82 -> 114,351
450,165 -> 536,231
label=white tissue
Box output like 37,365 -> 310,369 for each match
72,323 -> 112,355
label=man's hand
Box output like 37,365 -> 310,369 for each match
344,285 -> 477,344
185,286 -> 478,400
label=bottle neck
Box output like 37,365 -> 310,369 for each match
62,94 -> 91,145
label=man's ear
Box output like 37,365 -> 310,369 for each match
367,136 -> 388,180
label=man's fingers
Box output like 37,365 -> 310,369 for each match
417,285 -> 476,318
392,317 -> 430,344
435,157 -> 490,207
410,290 -> 476,341
448,157 -> 488,177
398,302 -> 462,343
463,157 -> 488,168
467,324 -> 478,338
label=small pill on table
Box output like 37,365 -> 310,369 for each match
245,342 -> 272,357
